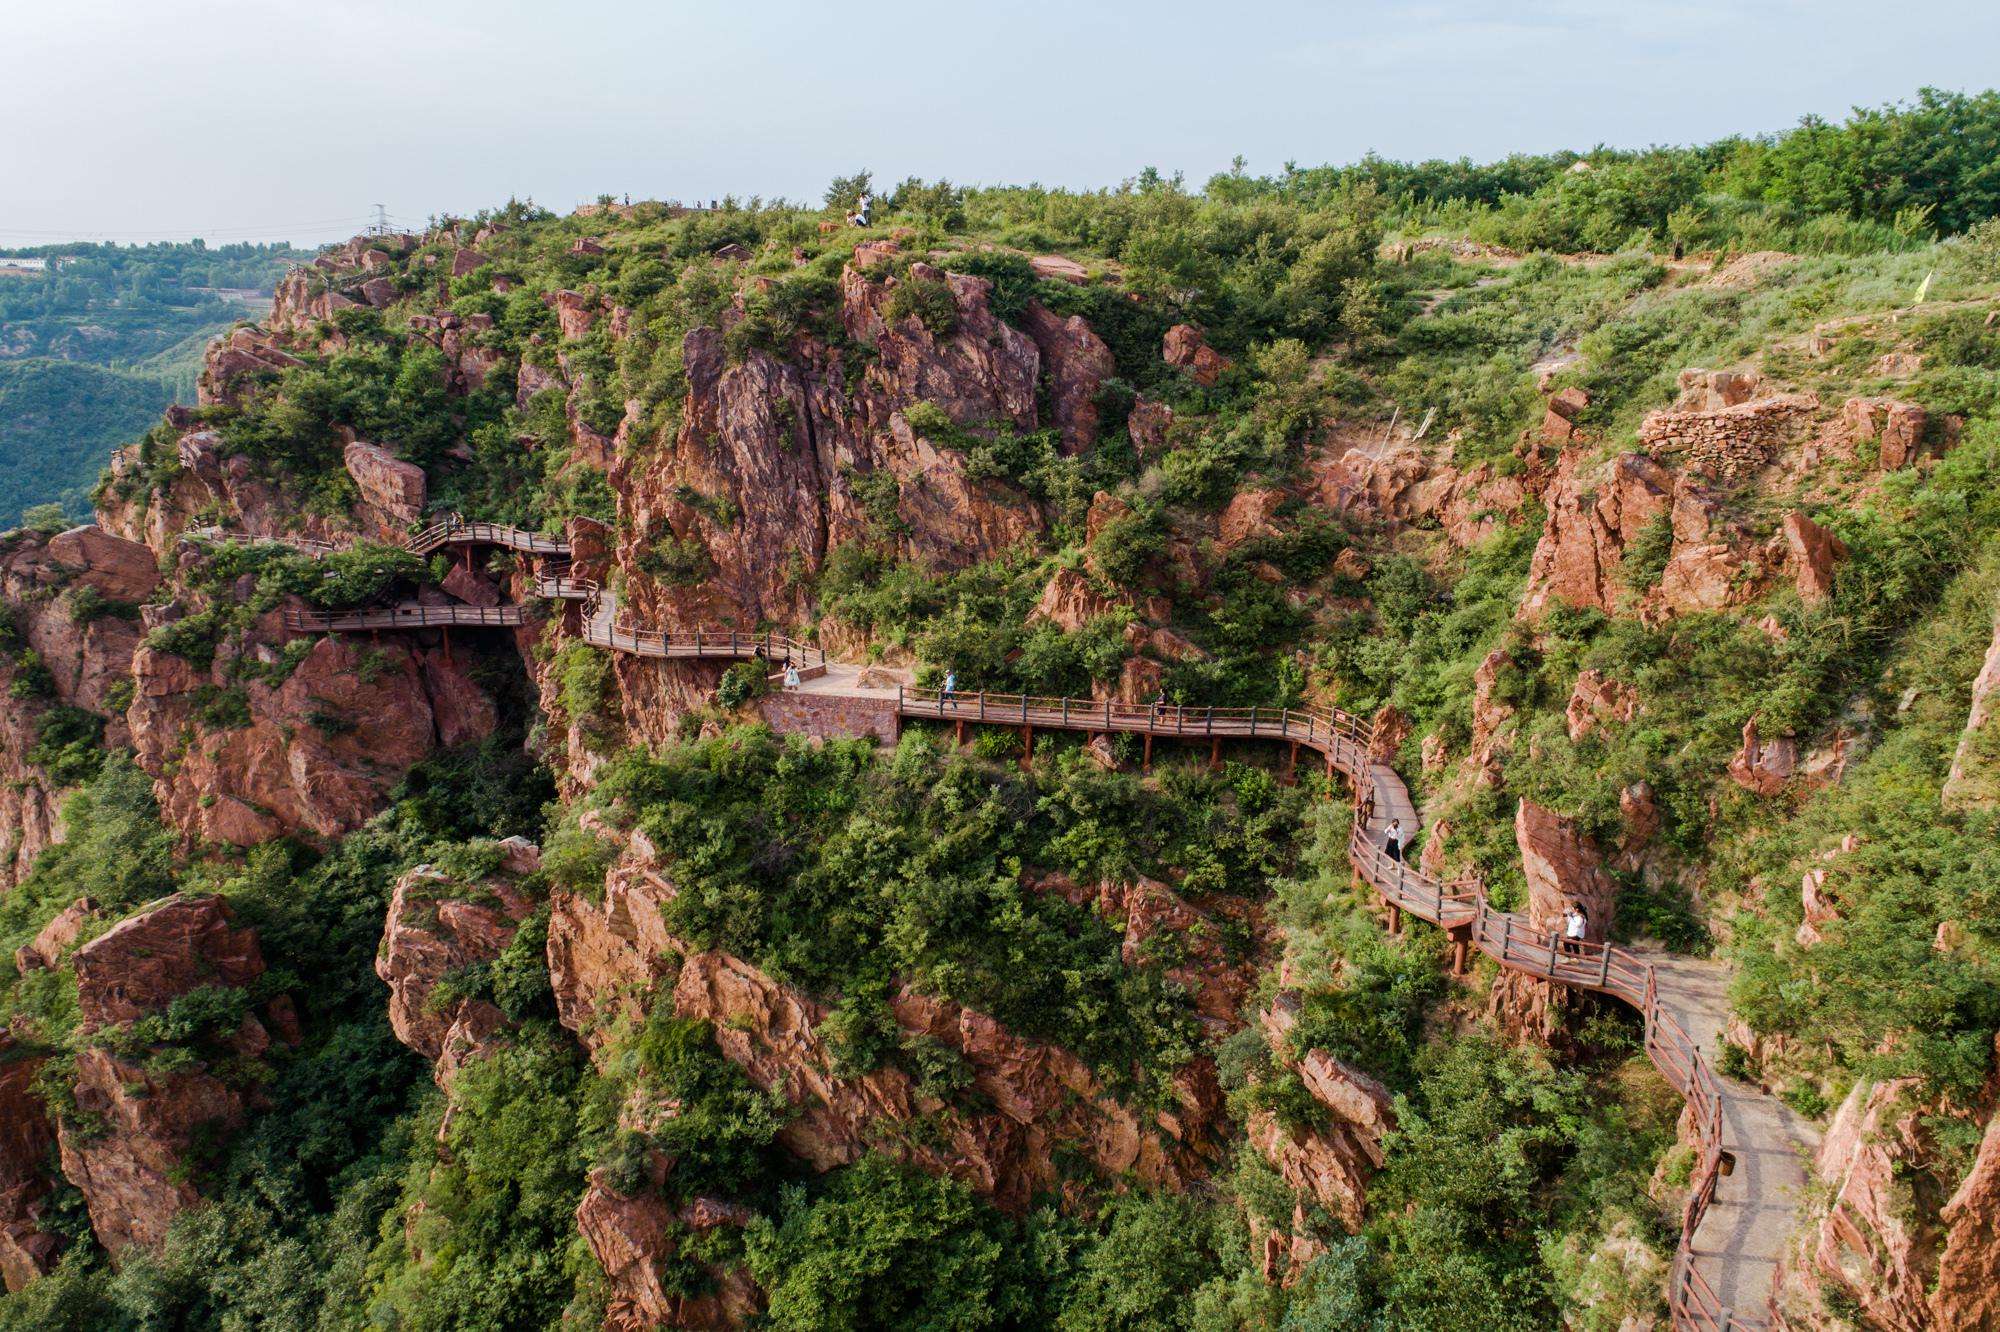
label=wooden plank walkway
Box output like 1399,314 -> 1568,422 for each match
280,515 -> 1801,1329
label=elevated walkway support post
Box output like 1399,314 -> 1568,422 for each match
1142,731 -> 1153,773
1020,724 -> 1033,770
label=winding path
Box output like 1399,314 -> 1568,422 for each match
273,517 -> 1811,1330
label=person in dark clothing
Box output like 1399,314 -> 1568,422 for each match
1384,818 -> 1404,863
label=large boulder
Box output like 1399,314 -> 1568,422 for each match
1027,568 -> 1121,633
72,893 -> 265,1029
343,440 -> 425,539
44,526 -> 160,603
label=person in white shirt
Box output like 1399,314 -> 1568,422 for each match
1384,818 -> 1404,863
784,663 -> 801,690
1562,903 -> 1589,954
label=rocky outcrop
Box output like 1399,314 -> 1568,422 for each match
73,893 -> 265,1028
59,894 -> 283,1260
58,1047 -> 247,1258
0,1038 -> 60,1291
15,898 -> 97,974
1542,387 -> 1590,441
676,951 -> 1222,1210
131,623 -> 493,848
1466,647 -> 1515,783
1564,669 -> 1638,741
1942,607 -> 2000,810
1838,397 -> 1931,471
1310,434 -> 1532,551
1487,802 -> 1616,1044
1252,1000 -> 1394,1233
1021,301 -> 1114,453
0,526 -> 156,885
1163,324 -> 1230,386
377,866 -> 536,1083
576,1174 -> 759,1330
617,259 -> 1052,630
1773,1078 -> 1935,1332
1934,1107 -> 2000,1329
1218,489 -> 1284,550
197,326 -> 301,406
1520,451 -> 1671,617
1783,512 -> 1847,605
548,838 -> 1224,1212
1728,716 -> 1797,797
343,440 -> 426,540
1028,568 -> 1122,632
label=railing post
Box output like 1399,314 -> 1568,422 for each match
1501,913 -> 1512,961
1599,946 -> 1612,988
1062,696 -> 1069,726
978,691 -> 986,721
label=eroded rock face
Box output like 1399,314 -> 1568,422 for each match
1942,607 -> 2000,810
547,839 -> 1225,1212
58,1048 -> 246,1259
0,527 -> 155,886
1488,801 -> 1615,1044
613,259 -> 1050,631
59,894 -> 281,1261
1773,1078 -> 1934,1332
576,1173 -> 760,1331
1520,451 -> 1671,617
0,1038 -> 60,1292
131,627 -> 491,847
1728,716 -> 1798,797
73,893 -> 264,1029
1021,300 -> 1114,453
1934,1107 -> 2000,1329
1251,1001 -> 1394,1233
377,866 -> 536,1084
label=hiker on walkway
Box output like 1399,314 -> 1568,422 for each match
942,669 -> 957,708
1562,903 -> 1589,955
1383,818 -> 1403,863
1152,689 -> 1168,724
784,662 -> 801,690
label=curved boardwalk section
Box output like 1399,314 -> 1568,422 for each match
274,518 -> 1799,1329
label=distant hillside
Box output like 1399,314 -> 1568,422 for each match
0,240 -> 310,524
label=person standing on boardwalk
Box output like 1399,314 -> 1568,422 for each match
1384,818 -> 1403,863
784,662 -> 801,690
1562,903 -> 1588,955
942,669 -> 957,708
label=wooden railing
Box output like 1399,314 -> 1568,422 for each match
532,572 -> 599,601
181,525 -> 343,558
579,619 -> 827,669
406,514 -> 571,557
887,684 -> 1757,1331
282,603 -> 528,632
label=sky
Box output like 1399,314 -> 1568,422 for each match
4,0 -> 1998,248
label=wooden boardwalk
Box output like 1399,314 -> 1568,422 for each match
278,518 -> 1799,1329
282,604 -> 527,632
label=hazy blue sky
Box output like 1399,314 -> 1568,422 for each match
6,0 -> 1998,246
